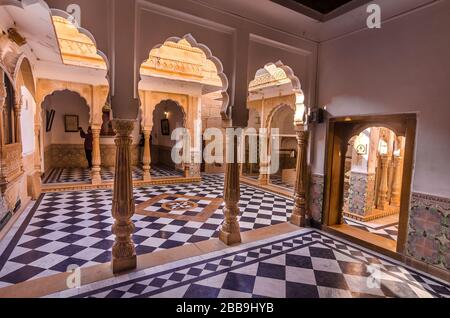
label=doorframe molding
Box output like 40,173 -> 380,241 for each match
322,113 -> 417,254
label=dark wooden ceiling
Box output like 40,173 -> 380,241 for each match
271,0 -> 372,21
287,0 -> 353,14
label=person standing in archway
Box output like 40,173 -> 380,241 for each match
79,126 -> 93,169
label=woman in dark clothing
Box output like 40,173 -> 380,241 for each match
79,126 -> 93,169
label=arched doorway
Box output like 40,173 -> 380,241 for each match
342,127 -> 405,243
323,114 -> 416,254
41,90 -> 91,184
242,108 -> 261,178
138,34 -> 229,181
268,104 -> 297,191
244,61 -> 305,197
150,100 -> 186,177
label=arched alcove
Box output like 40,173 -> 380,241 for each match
150,100 -> 186,177
244,61 -> 305,191
40,89 -> 91,182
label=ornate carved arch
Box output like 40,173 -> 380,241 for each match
265,103 -> 296,130
250,61 -> 307,127
36,79 -> 94,125
154,99 -> 187,129
139,34 -> 229,121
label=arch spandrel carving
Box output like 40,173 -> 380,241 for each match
35,79 -> 108,128
0,34 -> 23,83
140,90 -> 190,131
249,61 -> 307,128
139,34 -> 229,123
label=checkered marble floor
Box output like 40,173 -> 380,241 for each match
344,217 -> 399,241
0,174 -> 292,287
49,229 -> 450,298
43,166 -> 183,184
245,175 -> 294,191
270,175 -> 294,191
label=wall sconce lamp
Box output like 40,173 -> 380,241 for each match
164,111 -> 169,119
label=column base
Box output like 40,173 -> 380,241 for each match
91,169 -> 102,185
290,214 -> 308,228
112,255 -> 137,274
142,168 -> 151,181
27,171 -> 42,200
219,228 -> 242,245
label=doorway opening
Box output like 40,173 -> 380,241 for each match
323,114 -> 416,255
150,100 -> 186,178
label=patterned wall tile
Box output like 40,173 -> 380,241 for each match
407,193 -> 450,270
309,174 -> 324,223
347,172 -> 376,216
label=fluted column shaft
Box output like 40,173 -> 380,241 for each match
34,124 -> 41,173
219,133 -> 242,245
111,120 -> 136,273
14,97 -> 22,144
258,132 -> 269,185
91,128 -> 102,185
142,130 -> 152,181
291,128 -> 309,227
377,155 -> 390,210
390,156 -> 403,206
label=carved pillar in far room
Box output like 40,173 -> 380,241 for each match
91,128 -> 102,185
390,155 -> 403,207
290,127 -> 309,227
377,155 -> 390,210
142,129 -> 152,181
258,129 -> 269,186
34,124 -> 41,174
111,120 -> 136,274
14,95 -> 22,146
390,137 -> 405,207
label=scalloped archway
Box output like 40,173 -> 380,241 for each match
139,34 -> 229,121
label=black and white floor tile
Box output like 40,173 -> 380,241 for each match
244,175 -> 294,191
0,174 -> 292,287
344,217 -> 399,241
43,165 -> 183,184
49,229 -> 450,299
270,175 -> 294,191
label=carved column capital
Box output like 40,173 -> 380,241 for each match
113,119 -> 135,136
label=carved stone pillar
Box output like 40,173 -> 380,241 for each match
258,167 -> 269,185
14,96 -> 22,144
258,131 -> 269,185
219,132 -> 241,245
111,120 -> 136,274
34,124 -> 41,174
142,130 -> 152,181
290,128 -> 309,227
91,128 -> 102,185
390,156 -> 403,207
377,155 -> 390,210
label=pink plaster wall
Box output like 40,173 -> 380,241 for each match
314,0 -> 450,198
